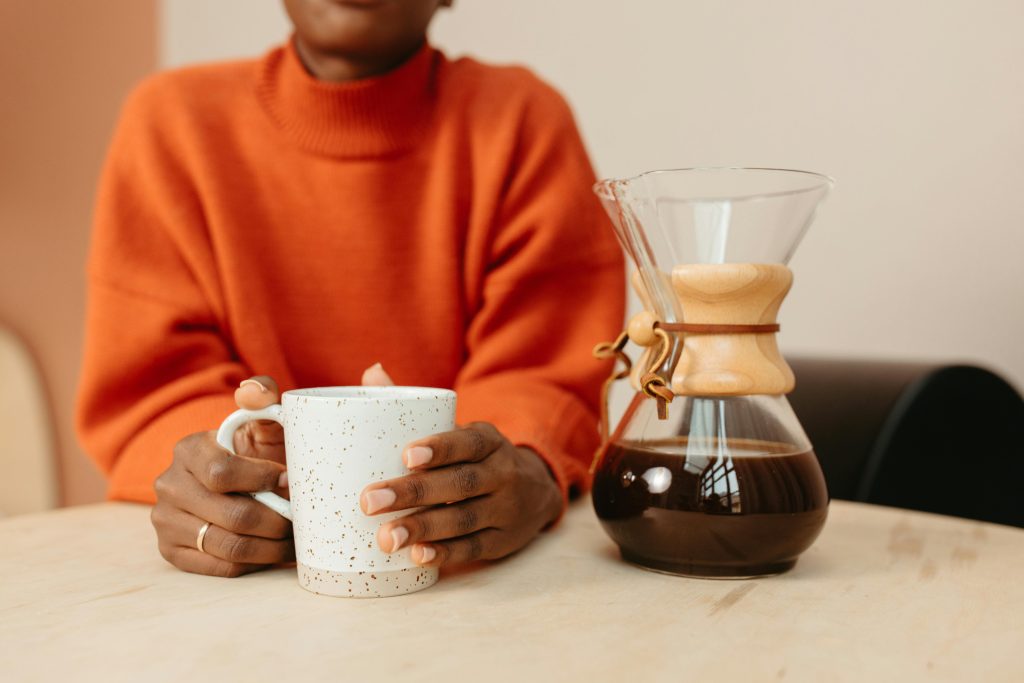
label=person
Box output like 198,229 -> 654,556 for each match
76,0 -> 624,578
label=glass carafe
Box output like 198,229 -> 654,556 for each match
592,168 -> 833,578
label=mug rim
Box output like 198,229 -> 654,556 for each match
282,386 -> 456,401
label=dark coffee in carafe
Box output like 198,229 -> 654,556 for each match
593,439 -> 828,577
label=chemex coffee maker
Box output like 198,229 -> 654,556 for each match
591,167 -> 834,578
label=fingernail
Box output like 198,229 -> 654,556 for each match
362,362 -> 395,387
278,471 -> 288,489
416,544 -> 436,564
240,379 -> 268,393
363,488 -> 397,514
404,446 -> 433,468
389,526 -> 409,552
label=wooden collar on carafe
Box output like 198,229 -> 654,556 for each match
628,315 -> 784,420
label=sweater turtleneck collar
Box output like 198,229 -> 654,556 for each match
256,38 -> 439,158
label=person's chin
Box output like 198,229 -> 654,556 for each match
303,14 -> 384,52
328,0 -> 391,10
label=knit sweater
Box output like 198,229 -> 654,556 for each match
76,40 -> 625,506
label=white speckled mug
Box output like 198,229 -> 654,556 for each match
216,386 -> 456,598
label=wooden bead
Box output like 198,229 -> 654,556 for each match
627,311 -> 659,346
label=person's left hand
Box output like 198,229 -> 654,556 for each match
358,368 -> 563,568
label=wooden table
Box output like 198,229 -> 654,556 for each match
2,499 -> 1023,682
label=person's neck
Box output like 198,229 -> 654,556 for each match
293,37 -> 425,83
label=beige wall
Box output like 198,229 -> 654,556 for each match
0,1 -> 157,505
162,0 -> 1024,394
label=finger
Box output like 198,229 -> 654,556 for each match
160,507 -> 294,565
233,419 -> 286,464
402,422 -> 503,470
194,493 -> 293,540
155,466 -> 291,540
234,376 -> 281,409
361,362 -> 395,387
376,497 -> 496,552
233,377 -> 285,458
360,463 -> 495,515
159,544 -> 264,578
176,432 -> 285,494
410,529 -> 504,567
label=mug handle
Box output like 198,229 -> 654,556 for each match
215,405 -> 293,521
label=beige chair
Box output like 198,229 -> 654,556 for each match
0,326 -> 58,516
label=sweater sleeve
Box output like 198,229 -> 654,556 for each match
75,81 -> 247,503
453,83 -> 626,513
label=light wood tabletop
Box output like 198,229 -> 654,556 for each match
1,499 -> 1023,682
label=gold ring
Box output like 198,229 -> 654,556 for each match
196,522 -> 212,553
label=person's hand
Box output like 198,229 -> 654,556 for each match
360,416 -> 563,568
151,376 -> 292,577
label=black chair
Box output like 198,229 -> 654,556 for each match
788,358 -> 1024,528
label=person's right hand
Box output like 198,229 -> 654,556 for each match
151,376 -> 293,577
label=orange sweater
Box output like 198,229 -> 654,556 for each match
76,41 -> 624,505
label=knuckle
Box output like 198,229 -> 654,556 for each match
451,464 -> 480,498
225,499 -> 262,533
455,506 -> 478,535
471,421 -> 502,444
406,476 -> 427,505
222,535 -> 254,563
467,421 -> 498,438
205,460 -> 233,492
153,474 -> 173,500
409,513 -> 431,540
465,533 -> 484,562
463,426 -> 488,460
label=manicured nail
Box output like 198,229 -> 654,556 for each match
416,544 -> 436,564
240,379 -> 268,393
363,488 -> 397,514
362,362 -> 395,387
404,446 -> 433,468
389,526 -> 409,552
278,471 -> 288,489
